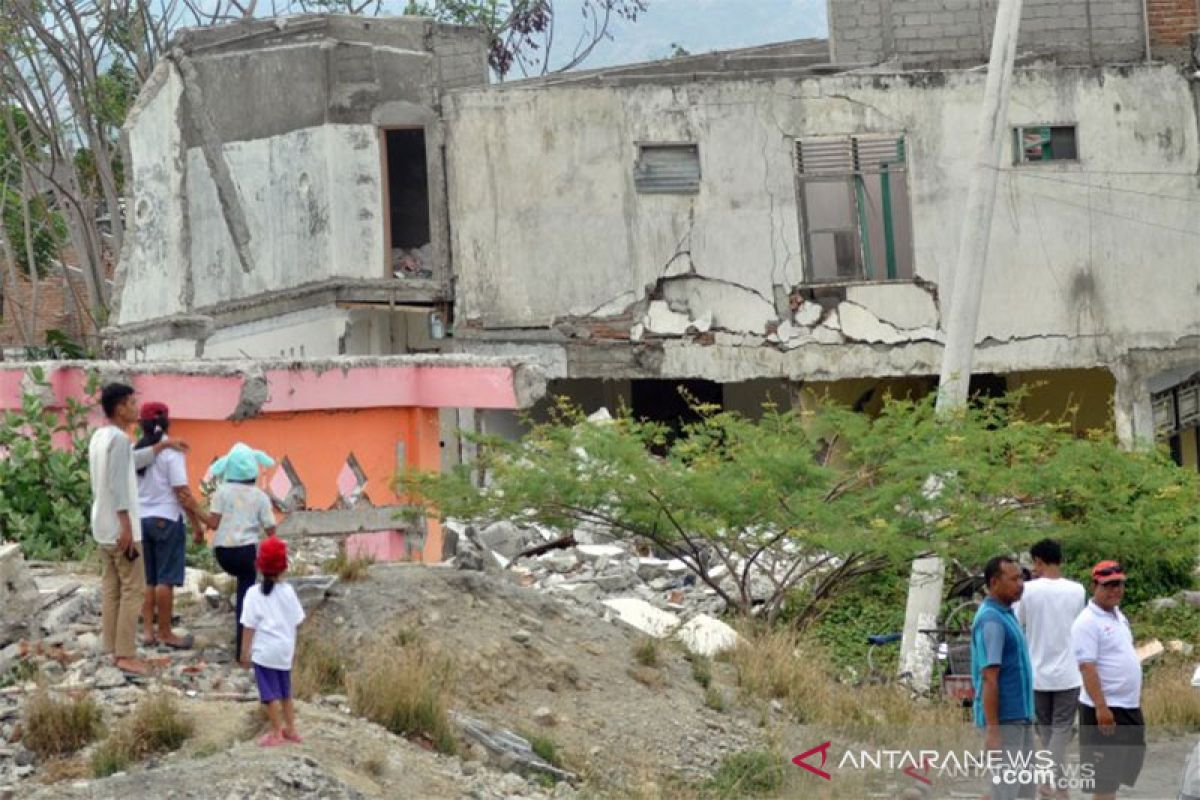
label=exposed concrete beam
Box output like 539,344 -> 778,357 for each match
277,506 -> 418,538
173,53 -> 256,275
106,277 -> 447,348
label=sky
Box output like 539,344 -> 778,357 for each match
545,0 -> 829,71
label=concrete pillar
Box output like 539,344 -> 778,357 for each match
1113,365 -> 1155,450
898,555 -> 945,692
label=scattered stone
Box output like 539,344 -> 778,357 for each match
601,598 -> 679,638
512,630 -> 532,646
480,522 -> 533,561
675,614 -> 740,658
93,667 -> 127,689
532,706 -> 556,727
1136,639 -> 1164,664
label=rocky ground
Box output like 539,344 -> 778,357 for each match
1,530 -> 1196,800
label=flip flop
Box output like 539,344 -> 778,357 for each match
258,733 -> 286,748
282,730 -> 303,743
161,634 -> 194,650
141,635 -> 158,647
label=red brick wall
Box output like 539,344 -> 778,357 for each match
0,270 -> 88,349
1148,0 -> 1200,48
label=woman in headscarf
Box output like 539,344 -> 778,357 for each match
204,443 -> 277,663
135,402 -> 207,649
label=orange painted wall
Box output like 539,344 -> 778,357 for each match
163,407 -> 444,561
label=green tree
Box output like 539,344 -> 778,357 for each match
0,367 -> 97,560
401,394 -> 1199,624
404,0 -> 648,78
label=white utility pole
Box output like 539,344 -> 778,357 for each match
899,0 -> 1025,693
936,0 -> 1026,413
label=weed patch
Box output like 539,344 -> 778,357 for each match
633,637 -> 661,668
91,694 -> 194,777
702,749 -> 784,798
348,634 -> 457,754
293,629 -> 348,700
22,692 -> 102,758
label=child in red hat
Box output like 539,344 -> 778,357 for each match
239,535 -> 305,746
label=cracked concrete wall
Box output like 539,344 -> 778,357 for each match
118,63 -> 190,325
117,16 -> 487,329
447,64 -> 1200,381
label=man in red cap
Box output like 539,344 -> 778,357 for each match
1070,561 -> 1144,799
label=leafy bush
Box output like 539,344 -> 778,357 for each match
402,394 -> 1199,626
0,367 -> 96,560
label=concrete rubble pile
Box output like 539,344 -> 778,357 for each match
446,519 -> 743,658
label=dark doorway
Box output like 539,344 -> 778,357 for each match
631,379 -> 723,435
385,129 -> 431,278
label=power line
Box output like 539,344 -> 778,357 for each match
997,167 -> 1200,205
1030,192 -> 1200,238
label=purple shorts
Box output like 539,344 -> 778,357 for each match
253,664 -> 292,703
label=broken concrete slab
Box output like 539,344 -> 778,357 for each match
0,545 -> 38,647
577,544 -> 626,561
836,302 -> 908,344
289,575 -> 337,613
793,300 -> 823,327
675,614 -> 740,658
660,276 -> 774,335
451,711 -> 576,783
644,300 -> 690,336
601,598 -> 680,638
479,521 -> 533,560
845,282 -> 939,330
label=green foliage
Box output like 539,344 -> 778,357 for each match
806,570 -> 908,677
526,731 -> 562,766
0,367 -> 97,560
1131,601 -> 1200,645
632,636 -> 660,667
402,393 -> 1200,627
24,329 -> 95,361
703,749 -> 785,797
689,653 -> 713,688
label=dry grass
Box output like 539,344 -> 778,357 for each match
1143,656 -> 1200,730
628,665 -> 665,689
324,546 -> 375,582
91,694 -> 194,777
348,634 -> 457,754
293,628 -> 349,700
688,654 -> 713,688
21,692 -> 103,758
730,624 -> 964,749
703,687 -> 728,713
36,756 -> 90,784
633,637 -> 661,668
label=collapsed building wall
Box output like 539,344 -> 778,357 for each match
444,63 -> 1200,445
113,15 -> 487,359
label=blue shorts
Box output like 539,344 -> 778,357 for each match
253,664 -> 292,703
141,516 -> 186,586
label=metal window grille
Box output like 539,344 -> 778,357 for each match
634,144 -> 701,194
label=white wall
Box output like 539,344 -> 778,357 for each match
118,63 -> 189,325
445,65 -> 1200,380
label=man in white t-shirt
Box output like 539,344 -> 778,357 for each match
1071,561 -> 1144,800
89,384 -> 185,677
1017,539 -> 1086,800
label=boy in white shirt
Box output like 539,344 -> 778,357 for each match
1017,539 -> 1086,800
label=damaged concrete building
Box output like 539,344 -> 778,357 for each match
109,5 -> 1200,470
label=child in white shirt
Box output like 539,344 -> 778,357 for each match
240,535 -> 305,747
